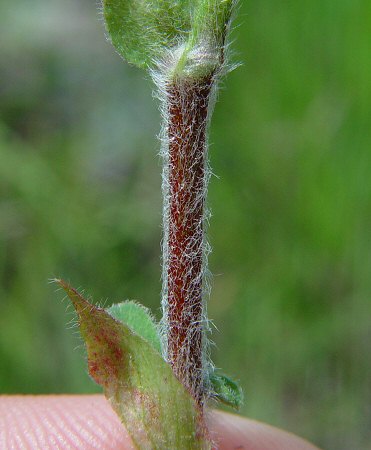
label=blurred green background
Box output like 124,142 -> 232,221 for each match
1,0 -> 370,448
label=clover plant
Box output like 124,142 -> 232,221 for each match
56,0 -> 241,447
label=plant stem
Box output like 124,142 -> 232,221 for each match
162,76 -> 213,408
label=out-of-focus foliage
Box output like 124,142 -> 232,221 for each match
0,0 -> 370,449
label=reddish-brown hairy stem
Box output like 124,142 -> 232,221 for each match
164,77 -> 213,408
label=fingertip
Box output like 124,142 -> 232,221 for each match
0,395 -> 134,450
0,395 -> 320,450
210,410 -> 320,450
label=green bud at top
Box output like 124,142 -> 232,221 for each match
103,0 -> 235,78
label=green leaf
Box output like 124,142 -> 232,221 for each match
173,0 -> 235,78
210,372 -> 243,409
192,0 -> 235,45
56,279 -> 210,449
102,0 -> 192,68
106,301 -> 161,354
102,0 -> 236,75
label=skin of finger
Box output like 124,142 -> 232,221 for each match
209,410 -> 320,450
0,395 -> 320,450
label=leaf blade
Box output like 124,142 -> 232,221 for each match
102,0 -> 192,67
107,301 -> 161,354
56,279 -> 210,449
210,372 -> 243,410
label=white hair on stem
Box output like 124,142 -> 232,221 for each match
150,27 -> 234,412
